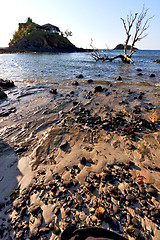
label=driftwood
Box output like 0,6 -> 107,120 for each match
91,6 -> 153,64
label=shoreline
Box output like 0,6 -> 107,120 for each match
0,79 -> 160,239
0,47 -> 89,54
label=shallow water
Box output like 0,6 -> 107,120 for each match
0,50 -> 159,87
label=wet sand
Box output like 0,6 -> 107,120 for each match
0,79 -> 160,239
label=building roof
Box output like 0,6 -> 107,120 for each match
40,24 -> 60,32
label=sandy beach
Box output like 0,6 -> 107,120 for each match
0,78 -> 160,239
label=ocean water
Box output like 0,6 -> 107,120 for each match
0,50 -> 159,87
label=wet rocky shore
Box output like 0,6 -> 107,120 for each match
0,76 -> 160,239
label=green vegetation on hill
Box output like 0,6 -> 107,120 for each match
11,30 -> 77,52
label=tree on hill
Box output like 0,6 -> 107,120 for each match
9,18 -> 37,47
91,6 -> 153,64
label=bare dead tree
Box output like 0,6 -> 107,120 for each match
91,6 -> 152,64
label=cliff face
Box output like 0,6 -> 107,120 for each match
1,31 -> 84,53
12,31 -> 80,52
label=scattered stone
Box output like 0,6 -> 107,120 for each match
115,76 -> 122,81
153,59 -> 160,63
87,79 -> 93,83
54,206 -> 61,215
72,81 -> 79,86
49,88 -> 57,94
136,68 -> 142,71
135,208 -> 143,216
126,194 -> 135,202
137,73 -> 143,76
147,186 -> 158,197
60,141 -> 70,151
75,193 -> 83,206
76,74 -> 84,79
112,205 -> 119,214
0,107 -> 16,117
63,180 -> 73,188
94,86 -> 103,93
29,205 -> 41,216
0,79 -> 14,88
138,92 -> 145,100
80,157 -> 87,165
73,101 -> 78,106
132,216 -> 140,227
95,206 -> 105,219
150,73 -> 155,77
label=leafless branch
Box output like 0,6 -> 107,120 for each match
129,6 -> 153,57
90,6 -> 152,64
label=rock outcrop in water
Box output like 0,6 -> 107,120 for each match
0,31 -> 85,53
114,44 -> 138,50
0,18 -> 85,53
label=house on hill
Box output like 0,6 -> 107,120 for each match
38,24 -> 60,33
18,21 -> 60,34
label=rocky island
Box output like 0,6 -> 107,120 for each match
114,44 -> 138,51
0,18 -> 85,53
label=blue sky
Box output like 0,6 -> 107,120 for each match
0,0 -> 160,49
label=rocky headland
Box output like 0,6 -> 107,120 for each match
0,19 -> 85,53
0,75 -> 160,239
114,44 -> 138,51
0,31 -> 85,53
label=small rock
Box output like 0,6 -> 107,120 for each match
133,228 -> 140,238
73,101 -> 78,106
65,207 -> 71,215
135,208 -> 143,216
49,88 -> 57,94
63,180 -> 72,188
87,79 -> 93,83
91,215 -> 97,223
126,194 -> 135,202
95,206 -> 105,219
54,207 -> 61,215
76,74 -> 84,78
115,76 -> 122,81
137,73 -> 143,76
150,209 -> 159,218
29,205 -> 41,216
132,216 -> 140,227
60,141 -> 70,151
136,68 -> 142,71
72,81 -> 79,86
109,217 -> 120,231
138,92 -> 144,100
80,157 -> 87,165
0,79 -> 14,88
150,73 -> 155,77
147,186 -> 158,197
75,193 -> 83,206
113,205 -> 119,214
94,86 -> 103,93
153,59 -> 160,63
